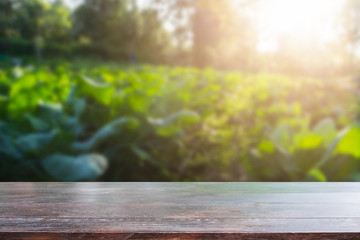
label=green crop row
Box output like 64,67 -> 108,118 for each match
0,62 -> 359,181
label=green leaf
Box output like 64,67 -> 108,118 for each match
258,140 -> 275,153
61,116 -> 84,137
148,110 -> 200,127
336,126 -> 360,158
72,118 -> 138,152
313,118 -> 336,145
25,113 -> 49,132
293,132 -> 322,150
37,101 -> 63,119
271,124 -> 291,152
130,145 -> 159,166
149,110 -> 199,136
42,153 -> 108,181
130,145 -> 151,160
72,98 -> 86,118
0,132 -> 22,159
77,75 -> 115,105
308,168 -> 327,182
313,127 -> 349,169
156,125 -> 182,137
15,129 -> 57,153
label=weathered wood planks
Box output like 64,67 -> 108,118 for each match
1,182 -> 360,239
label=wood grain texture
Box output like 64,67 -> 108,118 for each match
1,182 -> 360,239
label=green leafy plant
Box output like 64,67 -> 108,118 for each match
0,62 -> 358,181
247,119 -> 359,181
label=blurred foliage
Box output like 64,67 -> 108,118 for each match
0,0 -> 71,42
0,61 -> 359,181
0,0 -> 174,64
72,0 -> 173,63
0,0 -> 359,76
154,0 -> 257,69
1,0 -> 360,181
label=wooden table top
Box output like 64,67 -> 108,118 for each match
1,182 -> 360,239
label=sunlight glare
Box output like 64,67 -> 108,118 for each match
255,0 -> 344,53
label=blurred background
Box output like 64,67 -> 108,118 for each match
1,0 -> 360,181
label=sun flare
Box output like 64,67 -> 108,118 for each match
255,0 -> 345,52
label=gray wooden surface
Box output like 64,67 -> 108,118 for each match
1,182 -> 360,239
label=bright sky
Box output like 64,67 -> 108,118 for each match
63,0 -> 82,9
254,0 -> 345,53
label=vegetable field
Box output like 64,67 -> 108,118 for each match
0,62 -> 359,181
